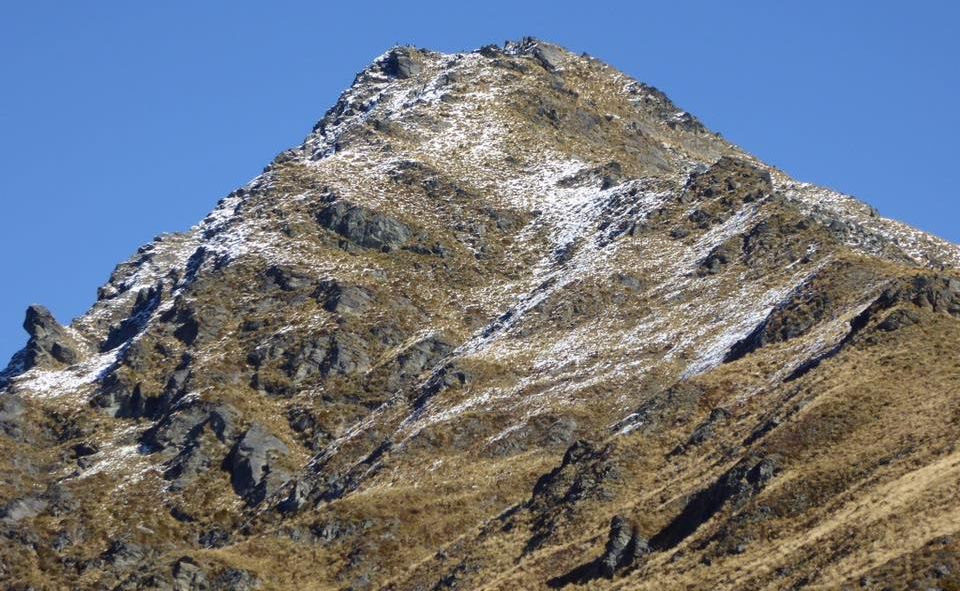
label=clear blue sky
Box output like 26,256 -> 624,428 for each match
1,1 -> 958,364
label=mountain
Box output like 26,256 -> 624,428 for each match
2,38 -> 960,591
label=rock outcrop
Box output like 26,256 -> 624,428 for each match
22,305 -> 81,368
2,38 -> 960,591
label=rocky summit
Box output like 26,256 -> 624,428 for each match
2,38 -> 960,590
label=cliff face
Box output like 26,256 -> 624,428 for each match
2,39 -> 960,590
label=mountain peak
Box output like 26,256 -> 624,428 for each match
3,39 -> 960,590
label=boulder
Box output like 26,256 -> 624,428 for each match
523,441 -> 619,555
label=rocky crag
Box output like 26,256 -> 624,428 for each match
2,39 -> 960,590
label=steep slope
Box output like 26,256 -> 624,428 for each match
2,38 -> 959,591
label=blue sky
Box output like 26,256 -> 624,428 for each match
1,1 -> 958,363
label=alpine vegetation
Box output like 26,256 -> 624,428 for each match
2,39 -> 960,590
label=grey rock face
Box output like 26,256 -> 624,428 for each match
102,284 -> 161,351
602,516 -> 650,577
142,401 -> 238,489
532,43 -> 565,71
21,304 -> 81,368
317,280 -> 373,315
523,441 -> 619,556
144,401 -> 238,452
615,382 -> 704,436
91,370 -> 175,419
382,47 -> 423,79
249,330 -> 370,395
211,568 -> 262,590
102,539 -> 149,570
0,394 -> 26,439
379,334 -> 453,392
226,423 -> 290,505
0,496 -> 47,523
650,454 -> 780,551
317,198 -> 412,252
172,557 -> 209,591
547,516 -> 649,586
165,297 -> 232,347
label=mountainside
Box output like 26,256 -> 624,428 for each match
2,38 -> 960,590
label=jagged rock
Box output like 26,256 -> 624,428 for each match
650,455 -> 780,550
509,37 -> 565,71
141,401 -> 238,488
530,441 -> 617,509
522,441 -> 619,555
742,213 -> 815,265
226,423 -> 290,505
697,236 -> 744,276
0,394 -> 26,439
548,516 -> 649,586
616,382 -> 704,435
412,361 -> 473,408
788,271 -> 960,380
172,557 -> 209,591
0,496 -> 47,523
276,478 -> 312,514
264,265 -> 314,292
5,38 -> 960,591
672,407 -> 731,455
726,287 -> 833,362
144,401 -> 238,452
382,47 -> 423,79
249,330 -> 371,395
211,569 -> 262,590
320,333 -> 371,377
317,197 -> 412,252
21,305 -> 80,368
102,284 -> 161,351
91,373 -> 170,419
320,281 -> 374,314
376,334 -> 454,392
103,539 -> 149,569
683,156 -> 772,205
597,516 -> 649,577
164,296 -> 232,347
532,43 -> 565,71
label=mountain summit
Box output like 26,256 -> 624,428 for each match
2,39 -> 960,590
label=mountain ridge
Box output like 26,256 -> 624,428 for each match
2,38 -> 960,590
